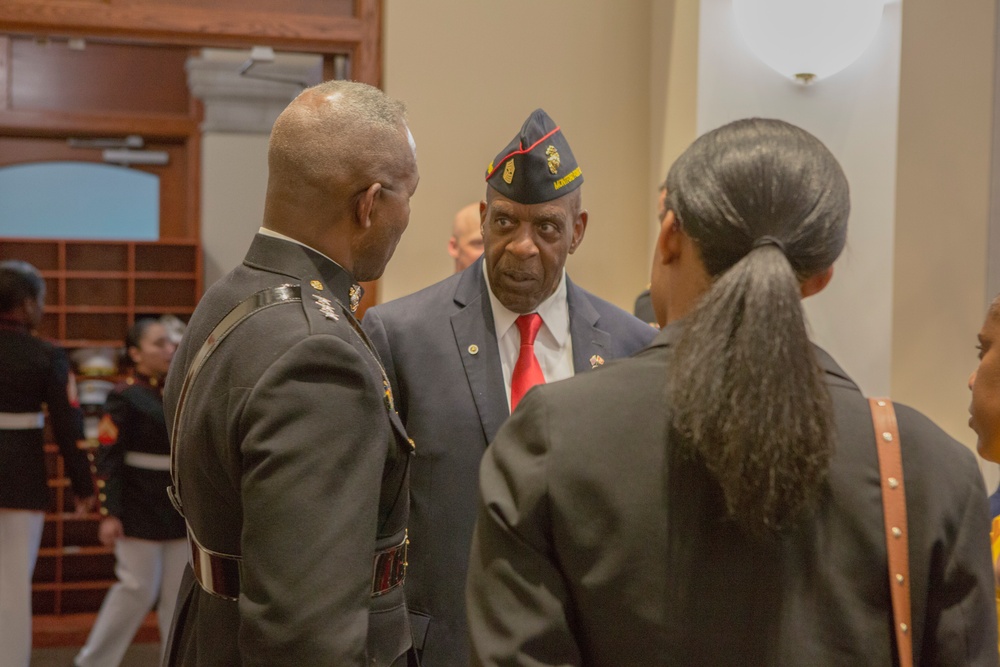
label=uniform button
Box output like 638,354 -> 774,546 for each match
98,493 -> 106,501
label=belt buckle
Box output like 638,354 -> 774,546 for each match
371,530 -> 409,597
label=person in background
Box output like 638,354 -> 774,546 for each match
969,292 -> 1000,652
449,202 -> 485,273
363,108 -> 656,666
466,118 -> 998,665
74,318 -> 186,667
163,80 -> 419,666
0,260 -> 94,667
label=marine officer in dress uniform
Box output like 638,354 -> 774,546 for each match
363,108 -> 656,666
162,80 -> 420,666
75,318 -> 186,667
0,260 -> 94,667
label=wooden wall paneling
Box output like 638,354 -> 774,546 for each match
181,127 -> 201,243
353,0 -> 382,86
9,38 -> 192,116
0,1 -> 365,53
0,110 -> 198,139
0,36 -> 9,112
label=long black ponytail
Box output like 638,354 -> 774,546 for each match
665,118 -> 850,535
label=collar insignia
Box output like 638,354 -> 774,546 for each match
349,284 -> 363,313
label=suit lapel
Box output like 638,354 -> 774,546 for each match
567,277 -> 612,374
451,262 -> 509,445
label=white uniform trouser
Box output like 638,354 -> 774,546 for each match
75,536 -> 188,667
0,510 -> 45,667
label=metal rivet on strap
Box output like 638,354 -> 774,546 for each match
891,527 -> 902,538
895,574 -> 904,584
900,622 -> 908,633
882,432 -> 893,442
877,400 -> 886,407
887,477 -> 899,489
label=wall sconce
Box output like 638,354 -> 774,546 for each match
732,0 -> 887,84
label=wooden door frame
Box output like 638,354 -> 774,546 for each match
0,0 -> 382,86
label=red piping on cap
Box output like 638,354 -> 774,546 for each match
485,126 -> 561,180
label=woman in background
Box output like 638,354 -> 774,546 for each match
74,318 -> 186,667
0,260 -> 94,667
969,293 -> 1000,652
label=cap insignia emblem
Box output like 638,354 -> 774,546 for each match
503,159 -> 515,184
310,280 -> 323,290
312,294 -> 340,321
545,145 -> 560,174
349,284 -> 363,313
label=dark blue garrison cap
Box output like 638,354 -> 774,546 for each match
485,108 -> 584,204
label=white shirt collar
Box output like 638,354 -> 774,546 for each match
483,260 -> 569,346
257,227 -> 347,272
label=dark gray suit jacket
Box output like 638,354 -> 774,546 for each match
163,234 -> 414,666
363,258 -> 657,666
468,323 -> 999,666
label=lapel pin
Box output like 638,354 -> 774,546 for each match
589,354 -> 604,369
468,344 -> 479,355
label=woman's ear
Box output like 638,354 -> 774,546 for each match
355,183 -> 383,229
657,211 -> 683,265
800,265 -> 834,299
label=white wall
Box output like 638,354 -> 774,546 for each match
696,0 -> 902,396
201,133 -> 268,288
382,0 -> 654,308
892,0 -> 996,463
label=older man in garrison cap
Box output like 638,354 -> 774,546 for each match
363,108 -> 656,666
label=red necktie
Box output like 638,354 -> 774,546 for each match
510,313 -> 545,411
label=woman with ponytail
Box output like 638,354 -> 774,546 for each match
466,119 -> 997,666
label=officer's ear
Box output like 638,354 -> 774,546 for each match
356,183 -> 383,229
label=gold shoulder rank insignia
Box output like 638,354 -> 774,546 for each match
503,159 -> 515,184
545,145 -> 560,174
589,354 -> 605,369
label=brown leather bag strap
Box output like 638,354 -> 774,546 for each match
869,397 -> 913,667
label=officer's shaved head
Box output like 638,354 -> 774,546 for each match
262,80 -> 418,279
264,80 -> 412,231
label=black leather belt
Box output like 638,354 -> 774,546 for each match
189,530 -> 409,601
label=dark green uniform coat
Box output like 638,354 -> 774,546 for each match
163,234 -> 414,666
